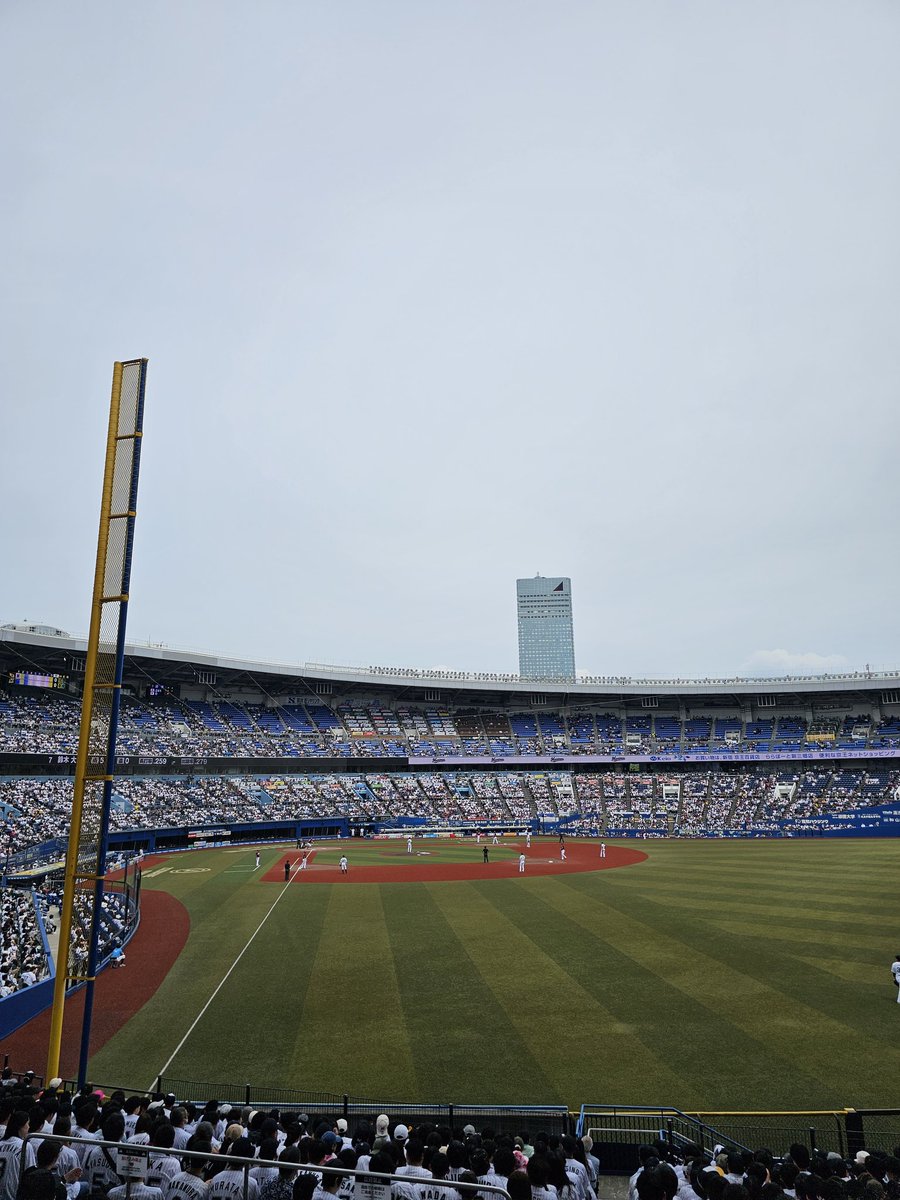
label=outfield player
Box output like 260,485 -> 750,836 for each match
892,954 -> 900,1002
518,853 -> 526,874
339,855 -> 348,874
407,835 -> 413,854
526,830 -> 532,848
255,850 -> 260,869
600,842 -> 606,858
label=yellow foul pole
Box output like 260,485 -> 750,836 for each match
46,363 -> 125,1080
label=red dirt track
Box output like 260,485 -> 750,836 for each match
263,839 -> 646,883
7,888 -> 190,1077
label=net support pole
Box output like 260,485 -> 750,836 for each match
45,359 -> 148,1083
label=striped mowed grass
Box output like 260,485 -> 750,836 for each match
88,837 -> 900,1109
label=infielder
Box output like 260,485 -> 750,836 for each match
518,853 -> 526,873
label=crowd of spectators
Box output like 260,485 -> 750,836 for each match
0,887 -> 50,997
2,1079 -> 900,1200
4,691 -> 900,761
1,768 -> 898,863
626,1139 -> 900,1200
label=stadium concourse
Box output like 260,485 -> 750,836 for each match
0,1075 -> 899,1200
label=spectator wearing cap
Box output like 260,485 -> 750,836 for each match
321,1133 -> 343,1162
373,1118 -> 391,1153
336,1121 -> 352,1151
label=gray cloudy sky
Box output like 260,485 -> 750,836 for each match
3,2 -> 899,679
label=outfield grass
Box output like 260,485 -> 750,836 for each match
87,837 -> 900,1109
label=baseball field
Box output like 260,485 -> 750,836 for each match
19,836 -> 900,1110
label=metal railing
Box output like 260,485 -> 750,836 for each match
575,1105 -> 856,1162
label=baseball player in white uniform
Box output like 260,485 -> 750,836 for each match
518,853 -> 526,873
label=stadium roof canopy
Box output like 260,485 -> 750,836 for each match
2,624 -> 898,710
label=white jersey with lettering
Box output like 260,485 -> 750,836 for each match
165,1170 -> 210,1200
108,1185 -> 165,1200
147,1153 -> 182,1191
0,1136 -> 36,1200
208,1170 -> 260,1200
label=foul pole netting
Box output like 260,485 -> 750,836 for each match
46,359 -> 148,1082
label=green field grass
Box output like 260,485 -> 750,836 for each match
88,837 -> 900,1109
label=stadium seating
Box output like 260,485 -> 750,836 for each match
5,688 -> 900,765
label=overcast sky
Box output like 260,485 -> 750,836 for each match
3,2 -> 899,680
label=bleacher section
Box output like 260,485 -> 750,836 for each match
6,688 -> 900,763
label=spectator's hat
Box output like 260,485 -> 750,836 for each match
336,1120 -> 348,1134
376,1115 -> 389,1135
463,1125 -> 476,1137
394,1124 -> 409,1142
322,1132 -> 341,1150
47,1078 -> 63,1089
856,1153 -> 871,1166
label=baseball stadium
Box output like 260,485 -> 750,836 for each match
4,3 -> 900,1187
3,608 -> 900,1161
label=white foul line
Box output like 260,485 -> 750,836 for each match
150,859 -> 304,1087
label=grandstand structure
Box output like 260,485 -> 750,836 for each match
2,623 -> 900,856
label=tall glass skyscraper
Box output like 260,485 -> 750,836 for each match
516,575 -> 576,681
